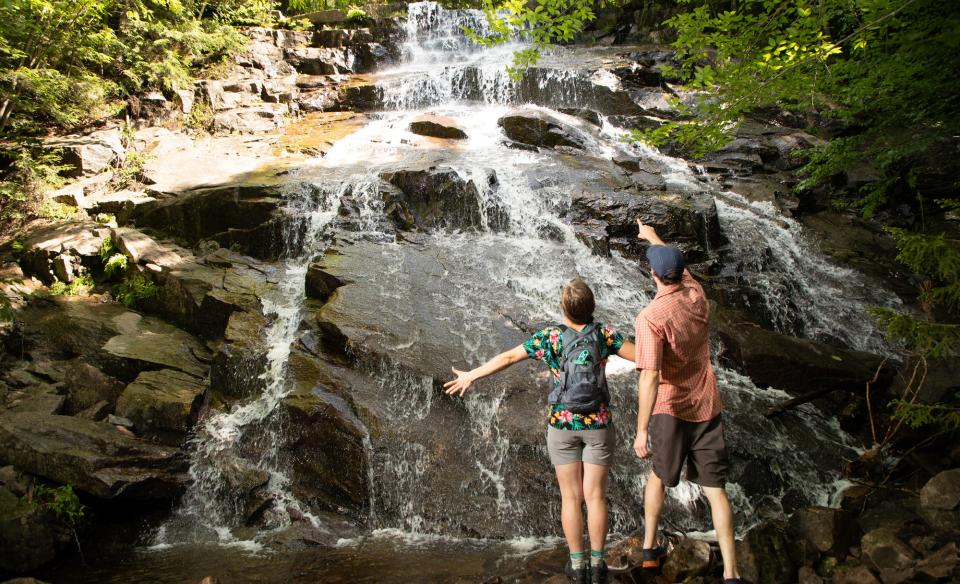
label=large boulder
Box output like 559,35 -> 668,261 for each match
736,520 -> 794,584
115,369 -> 206,444
860,527 -> 916,584
497,109 -> 586,150
19,297 -> 210,383
567,188 -> 722,263
714,309 -> 893,397
662,538 -> 712,581
18,222 -> 109,285
210,310 -> 269,400
379,166 -> 508,231
787,506 -> 859,564
46,128 -> 125,177
919,468 -> 960,532
0,412 -> 188,500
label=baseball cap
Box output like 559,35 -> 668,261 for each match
646,244 -> 685,280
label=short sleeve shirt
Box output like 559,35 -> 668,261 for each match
523,323 -> 624,430
635,270 -> 722,422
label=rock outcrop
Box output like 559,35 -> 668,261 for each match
0,412 -> 188,500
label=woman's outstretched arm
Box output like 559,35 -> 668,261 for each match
444,345 -> 529,397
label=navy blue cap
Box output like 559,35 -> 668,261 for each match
646,245 -> 685,280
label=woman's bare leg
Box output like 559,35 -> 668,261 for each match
555,462 -> 585,552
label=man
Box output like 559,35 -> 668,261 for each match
632,219 -> 741,583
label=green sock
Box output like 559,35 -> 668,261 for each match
570,550 -> 588,569
590,549 -> 605,566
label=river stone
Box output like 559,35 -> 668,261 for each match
736,519 -> 794,584
379,166 -> 508,232
0,412 -> 187,500
860,527 -> 916,584
497,109 -> 585,150
714,309 -> 892,397
0,486 -> 60,574
833,563 -> 882,584
305,263 -> 346,302
788,506 -> 859,562
917,542 -> 957,579
919,468 -> 960,532
408,115 -> 468,140
115,369 -> 206,442
662,538 -> 712,581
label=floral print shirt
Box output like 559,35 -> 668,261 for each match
522,324 -> 625,430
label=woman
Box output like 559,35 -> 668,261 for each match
445,279 -> 636,584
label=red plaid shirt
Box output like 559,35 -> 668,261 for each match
635,270 -> 722,422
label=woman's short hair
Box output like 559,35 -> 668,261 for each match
561,278 -> 595,324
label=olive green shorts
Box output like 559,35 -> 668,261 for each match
546,424 -> 615,466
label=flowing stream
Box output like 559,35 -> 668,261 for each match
60,2 -> 904,581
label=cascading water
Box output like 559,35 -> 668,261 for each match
155,186 -> 343,547
156,0 -> 896,560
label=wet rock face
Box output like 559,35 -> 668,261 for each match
736,520 -> 794,584
567,188 -> 722,264
0,412 -> 188,500
662,538 -> 712,581
281,385 -> 369,514
497,109 -> 586,150
713,308 -> 893,397
379,166 -> 508,232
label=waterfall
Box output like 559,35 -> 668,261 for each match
155,0 -> 898,551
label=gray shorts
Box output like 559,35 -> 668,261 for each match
546,425 -> 615,466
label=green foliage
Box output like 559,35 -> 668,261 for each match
98,236 -> 117,263
0,0 -> 122,134
104,254 -> 129,278
885,228 -> 960,314
0,143 -> 70,224
346,7 -> 367,23
32,483 -> 85,529
48,274 -> 94,297
114,272 -> 158,307
466,0 -> 621,76
891,392 -> 960,432
187,98 -> 215,132
114,150 -> 152,188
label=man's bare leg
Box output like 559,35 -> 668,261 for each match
702,486 -> 739,579
642,471 -> 665,549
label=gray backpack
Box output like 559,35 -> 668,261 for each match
547,324 -> 609,413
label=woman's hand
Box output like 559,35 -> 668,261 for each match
444,367 -> 475,397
